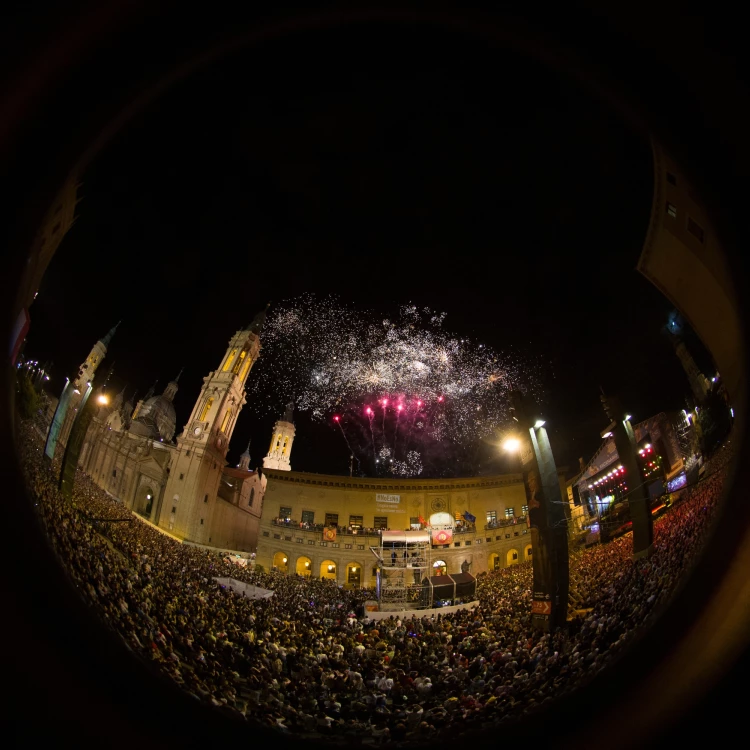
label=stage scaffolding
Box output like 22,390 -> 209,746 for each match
371,530 -> 432,611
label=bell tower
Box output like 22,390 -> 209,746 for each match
73,321 -> 120,392
263,402 -> 295,471
156,304 -> 268,542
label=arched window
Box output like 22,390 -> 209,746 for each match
221,408 -> 232,432
282,436 -> 290,455
199,397 -> 214,422
239,354 -> 252,380
232,350 -> 247,374
249,488 -> 255,507
222,348 -> 238,372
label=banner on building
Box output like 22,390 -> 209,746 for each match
323,527 -> 337,542
375,493 -> 404,513
431,528 -> 453,545
45,380 -> 74,461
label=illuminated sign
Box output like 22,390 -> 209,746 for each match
376,493 -> 403,513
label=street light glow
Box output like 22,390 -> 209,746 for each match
97,394 -> 109,405
503,437 -> 521,453
624,414 -> 632,421
534,420 -> 546,428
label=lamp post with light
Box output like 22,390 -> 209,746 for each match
505,391 -> 569,632
600,393 -> 653,559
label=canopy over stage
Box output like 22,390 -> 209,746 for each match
214,577 -> 274,599
381,530 -> 431,544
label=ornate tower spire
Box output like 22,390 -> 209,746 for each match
245,302 -> 271,334
157,314 -> 264,542
72,324 -> 117,391
99,321 -> 121,348
263,402 -> 296,471
238,438 -> 252,471
163,368 -> 183,402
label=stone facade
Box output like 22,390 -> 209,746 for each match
254,469 -> 540,587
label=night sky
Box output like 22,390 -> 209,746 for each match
26,22 -> 714,477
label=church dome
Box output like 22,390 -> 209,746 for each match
131,394 -> 176,442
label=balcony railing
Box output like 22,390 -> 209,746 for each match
484,515 -> 527,531
270,518 -> 383,537
270,516 -> 527,535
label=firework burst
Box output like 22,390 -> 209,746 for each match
246,294 -> 544,476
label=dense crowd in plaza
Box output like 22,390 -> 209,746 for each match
17,422 -> 734,745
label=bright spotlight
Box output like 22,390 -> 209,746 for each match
503,438 -> 521,453
97,394 -> 109,405
624,415 -> 632,421
534,420 -> 546,428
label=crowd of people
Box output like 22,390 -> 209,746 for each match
16,421 -> 734,745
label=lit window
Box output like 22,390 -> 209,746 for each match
199,397 -> 213,422
221,408 -> 232,432
522,505 -> 529,515
505,508 -> 515,518
279,506 -> 292,520
486,510 -> 497,523
239,354 -> 253,380
666,202 -> 677,218
232,350 -> 247,374
222,349 -> 238,372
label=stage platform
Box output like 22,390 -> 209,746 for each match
362,600 -> 480,621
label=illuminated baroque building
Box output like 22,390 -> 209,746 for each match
72,304 -> 569,586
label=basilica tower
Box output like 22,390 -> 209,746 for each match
49,321 -> 120,459
263,402 -> 295,471
73,321 -> 119,392
156,305 -> 268,542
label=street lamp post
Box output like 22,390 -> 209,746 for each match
601,393 -> 653,559
506,392 -> 569,632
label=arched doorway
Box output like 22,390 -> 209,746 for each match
273,551 -> 289,573
488,552 -> 500,571
345,562 -> 362,588
296,555 -> 312,577
135,484 -> 155,517
507,549 -> 519,566
433,560 -> 447,576
320,560 -> 337,580
525,543 -> 533,559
